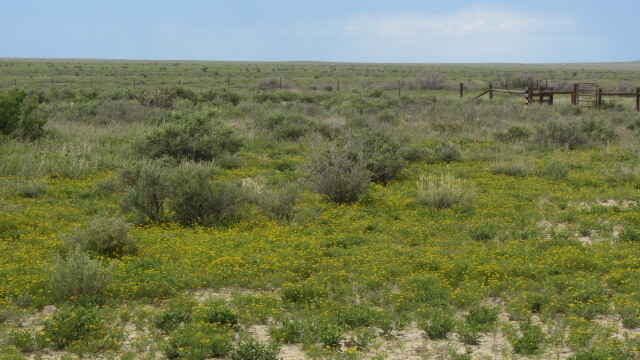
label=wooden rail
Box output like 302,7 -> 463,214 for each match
473,83 -> 640,111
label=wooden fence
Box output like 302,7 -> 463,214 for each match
474,83 -> 640,111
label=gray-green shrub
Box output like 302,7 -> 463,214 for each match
121,160 -> 172,223
305,145 -> 371,203
342,129 -> 405,184
167,163 -> 245,225
64,215 -> 135,257
47,249 -> 113,300
135,110 -> 242,163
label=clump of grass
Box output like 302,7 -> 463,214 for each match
490,160 -> 529,177
468,223 -> 498,242
538,159 -> 570,180
417,174 -> 475,210
13,180 -> 48,198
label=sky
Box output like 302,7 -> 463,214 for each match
1,0 -> 639,63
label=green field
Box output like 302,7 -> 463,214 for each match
1,58 -> 640,360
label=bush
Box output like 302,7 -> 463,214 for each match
137,87 -> 176,108
230,337 -> 281,360
507,319 -> 545,355
64,215 -> 135,257
494,125 -> 531,142
121,160 -> 172,223
167,163 -> 245,225
491,160 -> 529,177
268,319 -> 305,343
417,308 -> 456,339
305,145 -> 371,203
0,88 -> 46,140
424,141 -> 463,164
257,112 -> 314,141
197,299 -> 239,328
13,181 -> 48,198
162,323 -> 232,360
464,305 -> 499,329
255,184 -> 299,221
417,174 -> 475,210
468,223 -> 498,242
535,120 -> 588,149
154,296 -> 196,333
538,159 -> 570,180
135,111 -> 243,163
342,130 -> 405,184
47,249 -> 113,300
43,305 -> 120,352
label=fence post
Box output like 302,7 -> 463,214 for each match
597,88 -> 602,110
549,88 -> 554,105
460,82 -> 464,98
525,87 -> 529,105
539,87 -> 544,104
636,87 -> 639,111
489,84 -> 493,100
572,83 -> 578,105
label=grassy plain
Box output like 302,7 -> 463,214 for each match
1,58 -> 640,359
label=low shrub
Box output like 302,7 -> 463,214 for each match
43,305 -> 120,352
63,215 -> 135,257
230,337 -> 281,360
167,163 -> 245,226
0,88 -> 46,140
507,319 -> 545,355
538,159 -> 570,180
491,160 -> 529,176
196,299 -> 239,328
268,318 -> 305,343
135,110 -> 243,163
456,323 -> 482,345
13,181 -> 48,198
417,174 -> 475,210
137,87 -> 176,108
417,308 -> 456,339
423,141 -> 463,164
162,323 -> 232,360
468,223 -> 498,242
494,125 -> 532,142
154,296 -> 196,333
305,145 -> 371,203
342,129 -> 405,184
47,249 -> 113,301
120,160 -> 172,223
255,184 -> 299,221
464,305 -> 499,329
6,329 -> 47,353
535,120 -> 588,149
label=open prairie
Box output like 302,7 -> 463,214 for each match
1,59 -> 640,359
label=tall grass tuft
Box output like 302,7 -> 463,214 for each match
417,174 -> 475,210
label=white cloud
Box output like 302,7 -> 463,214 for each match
339,7 -> 598,62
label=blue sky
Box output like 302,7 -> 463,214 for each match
2,0 -> 639,63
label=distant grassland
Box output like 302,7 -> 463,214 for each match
1,58 -> 640,92
1,59 -> 640,360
